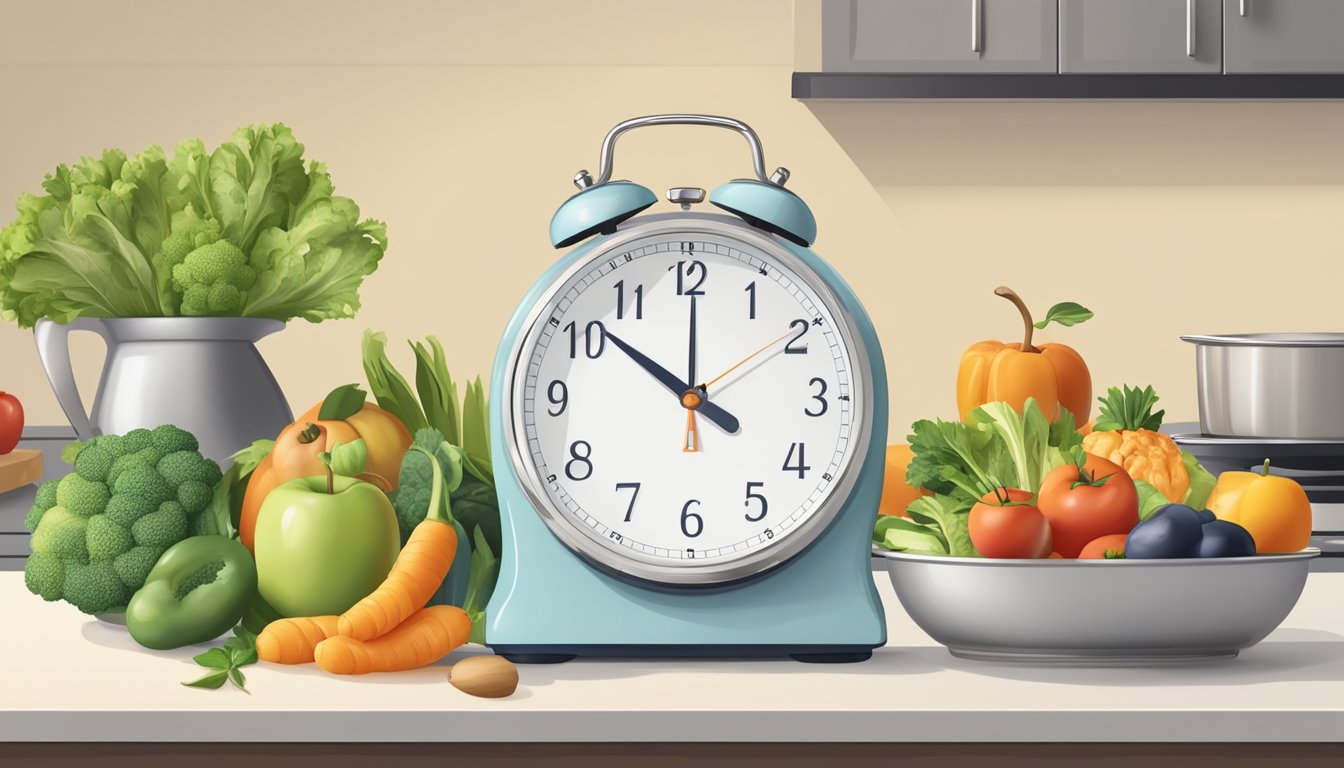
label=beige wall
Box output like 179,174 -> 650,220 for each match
1,0 -> 1341,442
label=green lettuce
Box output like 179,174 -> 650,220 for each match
0,123 -> 385,327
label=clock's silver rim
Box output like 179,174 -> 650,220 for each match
502,213 -> 874,586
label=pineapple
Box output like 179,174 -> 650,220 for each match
1082,385 -> 1190,503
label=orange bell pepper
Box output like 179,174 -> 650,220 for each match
1208,459 -> 1312,554
957,287 -> 1092,429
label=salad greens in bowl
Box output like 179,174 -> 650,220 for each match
0,123 -> 386,327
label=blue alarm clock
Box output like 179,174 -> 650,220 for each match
486,114 -> 888,663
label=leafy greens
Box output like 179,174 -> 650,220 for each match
0,123 -> 385,327
880,399 -> 1083,557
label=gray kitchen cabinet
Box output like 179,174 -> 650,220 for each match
1060,0 -> 1223,73
821,0 -> 1058,73
1224,0 -> 1344,73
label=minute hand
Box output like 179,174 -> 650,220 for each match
603,330 -> 740,434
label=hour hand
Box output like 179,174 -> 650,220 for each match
603,330 -> 740,434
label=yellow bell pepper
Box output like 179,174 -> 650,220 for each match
1208,460 -> 1312,554
956,287 -> 1092,429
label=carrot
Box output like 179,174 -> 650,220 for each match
315,605 -> 471,675
338,444 -> 460,641
256,616 -> 340,665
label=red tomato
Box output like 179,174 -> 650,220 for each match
0,391 -> 22,455
968,487 -> 1052,559
1037,454 -> 1139,558
1078,533 -> 1129,559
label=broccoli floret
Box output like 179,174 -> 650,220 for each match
56,473 -> 111,518
172,240 -> 255,316
86,516 -> 133,562
63,561 -> 130,615
73,444 -> 115,483
157,218 -> 222,315
175,560 -> 225,601
30,507 -> 89,563
113,464 -> 173,509
103,493 -> 157,528
23,426 -> 213,615
120,428 -> 154,454
131,501 -> 188,548
24,552 -> 65,601
90,433 -> 127,459
112,545 -> 163,591
177,480 -> 213,515
24,480 -> 60,533
158,451 -> 222,488
151,424 -> 198,455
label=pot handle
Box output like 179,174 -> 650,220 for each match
33,318 -> 108,441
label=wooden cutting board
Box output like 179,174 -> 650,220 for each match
0,450 -> 43,495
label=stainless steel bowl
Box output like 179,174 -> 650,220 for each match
1183,333 -> 1344,439
876,548 -> 1319,664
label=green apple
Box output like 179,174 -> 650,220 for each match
253,475 -> 400,617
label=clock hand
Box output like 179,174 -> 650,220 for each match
688,294 -> 698,389
682,407 -> 700,453
602,329 -> 740,434
699,326 -> 797,394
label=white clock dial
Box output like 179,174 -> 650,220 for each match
507,217 -> 868,585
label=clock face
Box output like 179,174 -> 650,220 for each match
506,217 -> 869,585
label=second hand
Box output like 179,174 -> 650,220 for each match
698,327 -> 796,394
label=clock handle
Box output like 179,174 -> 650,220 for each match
588,114 -> 774,187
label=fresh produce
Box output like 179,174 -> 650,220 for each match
314,604 -> 472,675
1037,453 -> 1139,558
1082,385 -> 1216,513
449,655 -> 520,699
338,436 -> 463,642
1126,504 -> 1207,559
256,615 -> 340,665
1078,534 -> 1128,559
881,398 -> 1082,557
968,488 -> 1051,559
125,535 -> 257,650
0,390 -> 22,455
23,425 -> 222,614
363,330 -> 501,642
956,286 -> 1093,428
0,123 -> 387,327
1208,459 -> 1312,554
253,440 -> 400,617
182,625 -> 258,693
202,439 -> 273,543
239,590 -> 284,635
1198,520 -> 1257,558
239,384 -> 411,550
878,444 -> 929,517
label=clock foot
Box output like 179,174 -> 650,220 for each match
499,653 -> 578,664
790,651 -> 872,664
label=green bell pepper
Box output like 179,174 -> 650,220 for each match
126,535 -> 257,650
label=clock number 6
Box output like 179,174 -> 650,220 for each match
565,440 -> 593,481
744,481 -> 768,522
805,377 -> 828,417
681,499 -> 704,538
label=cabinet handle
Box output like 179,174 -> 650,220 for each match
971,0 -> 983,53
1186,0 -> 1196,57
1240,0 -> 1249,17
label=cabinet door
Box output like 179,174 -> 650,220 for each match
1225,0 -> 1344,73
821,0 -> 1057,73
1060,0 -> 1222,73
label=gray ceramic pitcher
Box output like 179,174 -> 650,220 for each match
34,317 -> 294,463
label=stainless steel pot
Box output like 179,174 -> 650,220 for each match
1182,333 -> 1344,439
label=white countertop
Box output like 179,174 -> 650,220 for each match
5,570 -> 1344,743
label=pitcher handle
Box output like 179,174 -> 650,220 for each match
33,318 -> 108,441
